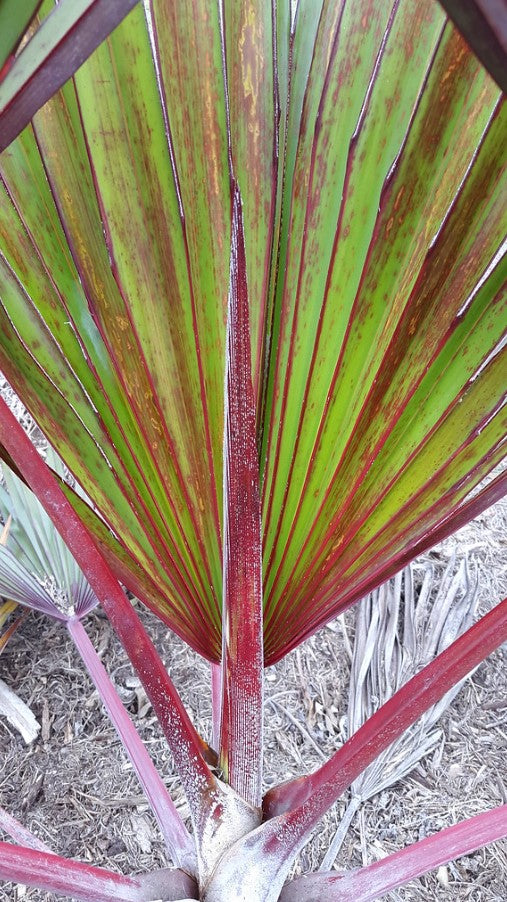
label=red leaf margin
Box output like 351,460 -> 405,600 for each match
0,0 -> 140,153
438,0 -> 507,93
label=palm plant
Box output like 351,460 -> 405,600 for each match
0,0 -> 506,899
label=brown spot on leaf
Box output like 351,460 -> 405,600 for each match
394,185 -> 405,211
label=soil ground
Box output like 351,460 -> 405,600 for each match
0,494 -> 506,901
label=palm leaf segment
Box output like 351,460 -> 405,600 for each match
0,449 -> 99,620
0,0 -> 505,665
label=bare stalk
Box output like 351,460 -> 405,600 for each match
280,805 -> 507,901
211,661 -> 222,751
67,616 -> 196,874
0,807 -> 53,854
219,183 -> 264,807
0,842 -> 198,902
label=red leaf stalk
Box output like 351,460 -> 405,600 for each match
280,804 -> 507,901
0,842 -> 198,902
0,807 -> 53,853
211,660 -> 222,751
67,616 -> 196,873
219,182 -> 264,806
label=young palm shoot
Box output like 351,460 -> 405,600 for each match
321,558 -> 478,871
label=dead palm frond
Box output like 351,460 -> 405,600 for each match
321,557 -> 478,871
